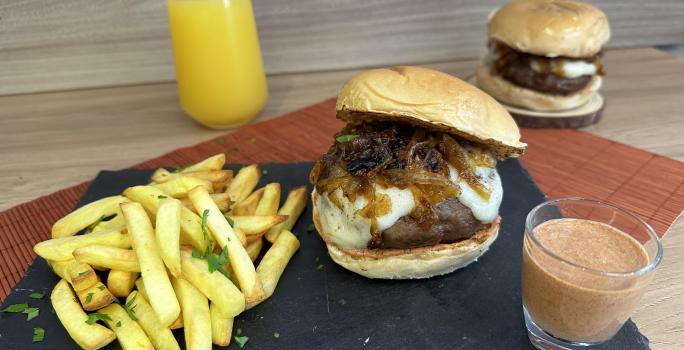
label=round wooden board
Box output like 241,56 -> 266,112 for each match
466,75 -> 606,128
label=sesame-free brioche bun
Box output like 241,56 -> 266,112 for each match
336,66 -> 526,158
312,189 -> 500,279
476,63 -> 602,111
489,0 -> 610,58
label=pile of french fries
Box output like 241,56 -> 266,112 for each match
33,154 -> 308,349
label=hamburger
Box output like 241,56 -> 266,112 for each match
476,0 -> 610,111
310,66 -> 526,279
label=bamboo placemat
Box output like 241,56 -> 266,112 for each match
1,98 -> 682,301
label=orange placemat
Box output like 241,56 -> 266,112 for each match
0,98 -> 682,300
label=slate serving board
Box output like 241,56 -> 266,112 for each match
0,162 -> 649,349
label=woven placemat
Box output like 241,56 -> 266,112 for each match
1,98 -> 682,301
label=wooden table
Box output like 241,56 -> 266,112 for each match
1,47 -> 683,348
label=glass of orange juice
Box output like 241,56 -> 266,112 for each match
167,0 -> 268,129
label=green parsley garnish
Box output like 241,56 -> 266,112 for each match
307,223 -> 315,232
336,134 -> 359,143
85,312 -> 112,325
192,248 -> 202,258
201,209 -> 211,243
249,137 -> 257,144
234,335 -> 249,348
206,246 -> 230,277
262,169 -> 268,176
157,195 -> 168,199
24,307 -> 39,321
273,332 -> 280,339
33,327 -> 45,342
97,284 -> 106,291
116,321 -> 122,327
78,271 -> 87,276
85,293 -> 94,304
2,302 -> 28,313
124,295 -> 138,321
28,292 -> 45,299
317,264 -> 324,270
237,328 -> 242,335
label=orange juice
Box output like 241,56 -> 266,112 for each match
168,0 -> 268,129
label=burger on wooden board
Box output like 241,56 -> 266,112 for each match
310,66 -> 526,279
476,0 -> 610,111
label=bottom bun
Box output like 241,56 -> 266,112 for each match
314,195 -> 500,279
476,63 -> 602,112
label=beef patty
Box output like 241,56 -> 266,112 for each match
491,41 -> 602,95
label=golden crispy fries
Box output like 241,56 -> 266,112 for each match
52,195 -> 129,238
255,183 -> 281,216
181,193 -> 232,214
257,230 -> 300,297
67,261 -> 99,292
231,187 -> 264,216
153,176 -> 214,198
73,245 -> 140,272
230,215 -> 288,236
51,279 -> 116,349
123,185 -> 207,252
210,302 -> 233,346
246,237 -> 264,262
107,270 -> 139,297
265,187 -> 308,243
225,164 -> 260,203
172,277 -> 212,350
152,168 -> 232,184
122,202 -> 180,327
179,248 -> 245,317
91,211 -> 125,233
182,153 -> 226,173
99,303 -> 154,350
156,198 -> 182,277
188,186 -> 266,304
34,228 -> 129,262
126,291 -> 181,350
77,281 -> 116,311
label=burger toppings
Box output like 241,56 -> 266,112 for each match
486,41 -> 603,95
311,121 -> 500,249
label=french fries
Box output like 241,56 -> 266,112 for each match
67,261 -> 99,292
231,187 -> 264,216
99,303 -> 154,349
91,212 -> 125,232
122,202 -> 180,327
152,168 -> 232,184
51,279 -> 116,349
246,237 -> 264,262
188,186 -> 267,304
52,195 -> 129,238
230,215 -> 288,236
107,270 -> 139,297
153,176 -> 214,198
126,291 -> 181,350
123,185 -> 207,252
181,153 -> 225,172
257,230 -> 301,298
265,186 -> 308,242
179,248 -> 245,317
225,164 -> 260,203
210,302 -> 233,346
181,193 -> 232,213
156,198 -> 182,277
172,277 -> 212,350
255,183 -> 281,216
34,228 -> 129,262
73,245 -> 140,272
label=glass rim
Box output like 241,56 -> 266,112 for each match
525,197 -> 663,277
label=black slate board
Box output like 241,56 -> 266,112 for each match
0,161 -> 649,349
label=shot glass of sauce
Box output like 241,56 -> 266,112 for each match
522,198 -> 662,349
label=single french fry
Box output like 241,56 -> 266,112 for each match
91,211 -> 125,233
99,303 -> 154,350
245,237 -> 263,262
230,215 -> 288,236
179,248 -> 245,317
255,183 -> 281,216
231,187 -> 264,216
152,168 -> 232,184
135,277 -> 183,329
52,195 -> 129,238
156,198 -> 182,277
189,186 -> 266,304
51,279 -> 116,349
153,176 -> 214,198
108,270 -> 139,297
125,291 -> 181,350
34,228 -> 129,262
225,164 -> 260,203
172,276 -> 212,350
73,245 -> 140,272
123,185 -> 207,252
66,261 -> 99,292
181,193 -> 232,214
265,187 -> 308,243
122,202 -> 180,327
256,230 -> 300,299
182,153 -> 226,173
210,302 -> 233,346
77,281 -> 116,311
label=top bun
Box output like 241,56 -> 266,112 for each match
336,66 -> 526,158
488,0 -> 610,58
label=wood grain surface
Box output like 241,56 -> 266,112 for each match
1,1 -> 684,95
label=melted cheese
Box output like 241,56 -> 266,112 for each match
448,165 -> 503,224
530,59 -> 597,79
